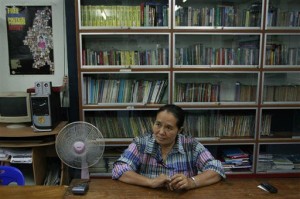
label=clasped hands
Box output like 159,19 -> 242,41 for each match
151,174 -> 195,191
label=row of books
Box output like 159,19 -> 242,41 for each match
235,82 -> 257,102
268,9 -> 300,27
175,82 -> 220,102
257,154 -> 300,172
184,114 -> 255,137
175,4 -> 261,27
82,44 -> 300,67
83,77 -> 168,104
263,85 -> 300,102
265,45 -> 300,65
80,4 -> 300,28
86,111 -> 256,138
175,45 -> 259,66
260,115 -> 272,136
82,48 -> 169,66
80,3 -> 168,27
175,82 -> 256,103
149,111 -> 296,138
83,80 -> 300,104
86,112 -> 154,138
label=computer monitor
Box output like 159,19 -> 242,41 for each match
0,92 -> 32,128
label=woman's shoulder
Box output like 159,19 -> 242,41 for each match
133,133 -> 155,152
133,132 -> 153,144
178,134 -> 204,149
178,133 -> 198,143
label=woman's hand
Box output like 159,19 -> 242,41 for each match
168,174 -> 194,191
149,174 -> 171,188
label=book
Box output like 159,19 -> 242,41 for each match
150,80 -> 162,103
222,147 -> 249,159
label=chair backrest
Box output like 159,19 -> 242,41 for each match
0,166 -> 25,185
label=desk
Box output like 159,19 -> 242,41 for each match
0,121 -> 67,147
0,121 -> 68,185
0,178 -> 300,199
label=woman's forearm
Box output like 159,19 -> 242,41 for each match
118,171 -> 171,189
119,171 -> 152,187
191,170 -> 222,189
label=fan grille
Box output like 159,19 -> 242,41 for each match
55,121 -> 105,169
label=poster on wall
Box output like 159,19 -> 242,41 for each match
6,6 -> 54,75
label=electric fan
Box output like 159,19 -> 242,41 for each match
55,121 -> 105,179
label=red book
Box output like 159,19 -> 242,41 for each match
223,148 -> 249,159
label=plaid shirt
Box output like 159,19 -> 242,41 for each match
112,133 -> 226,179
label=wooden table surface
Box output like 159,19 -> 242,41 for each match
0,185 -> 67,199
1,177 -> 300,199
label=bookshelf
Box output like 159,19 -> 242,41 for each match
75,0 -> 300,177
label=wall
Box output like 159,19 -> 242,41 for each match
0,0 -> 67,92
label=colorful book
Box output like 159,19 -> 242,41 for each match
223,148 -> 249,159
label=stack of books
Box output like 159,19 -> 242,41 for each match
272,155 -> 294,171
0,148 -> 32,164
257,153 -> 273,172
288,155 -> 300,170
221,147 -> 252,172
258,154 -> 300,172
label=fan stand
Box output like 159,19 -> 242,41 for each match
81,161 -> 89,179
73,140 -> 90,179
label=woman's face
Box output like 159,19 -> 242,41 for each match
152,110 -> 180,148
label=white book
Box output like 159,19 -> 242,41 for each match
150,80 -> 161,103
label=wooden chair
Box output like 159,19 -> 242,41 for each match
0,166 -> 25,185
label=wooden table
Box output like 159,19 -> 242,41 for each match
1,178 -> 299,199
0,185 -> 67,199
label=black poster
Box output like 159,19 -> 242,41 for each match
6,6 -> 54,75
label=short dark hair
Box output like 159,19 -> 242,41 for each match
157,104 -> 185,129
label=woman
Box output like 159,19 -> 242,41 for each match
112,104 -> 225,190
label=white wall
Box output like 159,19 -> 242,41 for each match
0,0 -> 67,92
